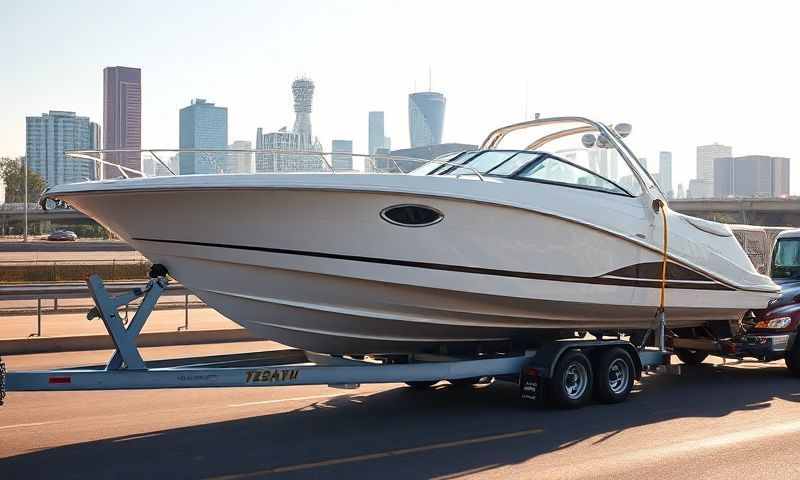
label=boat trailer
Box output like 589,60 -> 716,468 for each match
0,273 -> 672,408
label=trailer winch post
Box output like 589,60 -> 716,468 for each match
85,274 -> 168,371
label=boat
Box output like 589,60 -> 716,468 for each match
44,116 -> 779,355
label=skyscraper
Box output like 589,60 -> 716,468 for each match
103,66 -> 141,178
713,155 -> 790,198
697,143 -> 731,181
658,151 -> 673,198
179,99 -> 228,174
227,140 -> 253,174
332,139 -> 353,171
254,78 -> 323,173
291,78 -> 314,143
26,111 -> 100,186
368,111 -> 385,155
408,91 -> 445,147
688,143 -> 731,199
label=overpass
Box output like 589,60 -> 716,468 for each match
0,204 -> 92,236
669,197 -> 800,226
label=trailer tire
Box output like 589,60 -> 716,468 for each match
784,341 -> 800,377
675,348 -> 708,365
592,348 -> 634,404
406,381 -> 438,390
548,350 -> 593,408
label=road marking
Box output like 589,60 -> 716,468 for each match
227,393 -> 351,408
531,418 -> 800,479
208,428 -> 543,479
0,421 -> 60,431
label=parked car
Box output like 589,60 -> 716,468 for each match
46,229 -> 78,241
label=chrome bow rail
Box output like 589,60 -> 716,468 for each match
64,149 -> 486,181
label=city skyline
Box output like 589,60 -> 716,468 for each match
1,1 -> 797,193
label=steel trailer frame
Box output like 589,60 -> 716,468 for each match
0,274 -> 669,407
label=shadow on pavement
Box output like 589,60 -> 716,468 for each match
2,361 -> 800,479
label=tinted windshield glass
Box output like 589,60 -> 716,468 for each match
516,156 -> 629,195
772,238 -> 800,279
409,152 -> 463,175
488,152 -> 541,176
446,151 -> 515,176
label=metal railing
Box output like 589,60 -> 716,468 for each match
0,281 -> 200,338
64,149 -> 486,181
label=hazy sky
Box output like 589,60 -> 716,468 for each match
1,0 -> 798,192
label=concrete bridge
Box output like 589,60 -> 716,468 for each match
669,198 -> 800,226
0,204 -> 92,236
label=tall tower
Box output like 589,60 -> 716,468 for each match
26,111 -> 98,186
368,111 -> 385,155
103,66 -> 141,178
658,151 -> 673,198
408,91 -> 445,147
178,98 -> 228,175
291,78 -> 314,143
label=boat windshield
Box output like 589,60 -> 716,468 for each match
410,120 -> 648,196
772,238 -> 800,279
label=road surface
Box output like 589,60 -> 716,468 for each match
2,344 -> 800,479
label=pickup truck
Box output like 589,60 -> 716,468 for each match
672,228 -> 800,375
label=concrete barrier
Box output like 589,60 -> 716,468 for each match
0,328 -> 256,355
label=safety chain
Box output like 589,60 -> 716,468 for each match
0,355 -> 6,406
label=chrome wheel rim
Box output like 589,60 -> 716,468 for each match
608,358 -> 630,394
563,362 -> 588,400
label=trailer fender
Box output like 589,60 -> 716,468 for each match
530,340 -> 642,380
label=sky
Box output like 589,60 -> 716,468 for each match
1,0 -> 798,192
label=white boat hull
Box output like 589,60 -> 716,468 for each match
47,174 -> 777,354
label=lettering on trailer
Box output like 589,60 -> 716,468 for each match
245,369 -> 300,383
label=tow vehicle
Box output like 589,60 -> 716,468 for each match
670,229 -> 800,373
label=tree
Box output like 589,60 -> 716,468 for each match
0,157 -> 47,203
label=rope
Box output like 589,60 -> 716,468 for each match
656,199 -> 669,312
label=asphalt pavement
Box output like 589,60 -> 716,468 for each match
2,343 -> 800,479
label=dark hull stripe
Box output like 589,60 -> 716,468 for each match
132,237 -> 734,291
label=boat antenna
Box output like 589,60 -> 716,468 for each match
428,66 -> 432,91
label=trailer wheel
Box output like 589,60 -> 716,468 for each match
592,348 -> 634,404
548,350 -> 593,408
784,340 -> 800,377
675,348 -> 708,365
406,381 -> 438,389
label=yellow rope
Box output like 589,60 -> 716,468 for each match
657,200 -> 668,311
